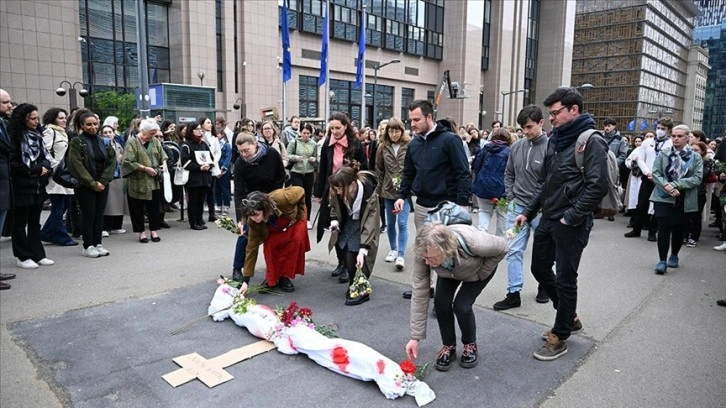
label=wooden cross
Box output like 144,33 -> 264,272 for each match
162,340 -> 275,388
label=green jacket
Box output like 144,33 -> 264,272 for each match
67,133 -> 116,191
649,146 -> 703,213
122,136 -> 167,200
286,137 -> 318,174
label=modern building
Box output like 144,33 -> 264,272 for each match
694,0 -> 726,139
572,0 -> 703,134
0,0 -> 575,130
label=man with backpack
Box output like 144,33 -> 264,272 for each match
514,87 -> 608,361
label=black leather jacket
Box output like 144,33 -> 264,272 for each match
524,116 -> 609,226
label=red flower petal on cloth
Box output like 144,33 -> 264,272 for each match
400,360 -> 417,375
288,336 -> 298,352
377,359 -> 386,374
331,346 -> 350,373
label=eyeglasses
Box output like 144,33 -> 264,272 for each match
548,106 -> 568,117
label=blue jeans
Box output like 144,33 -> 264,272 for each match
40,194 -> 74,244
384,198 -> 410,256
531,216 -> 593,340
232,224 -> 250,269
215,172 -> 231,207
504,202 -> 540,293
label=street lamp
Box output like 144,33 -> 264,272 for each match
55,81 -> 89,110
372,59 -> 401,128
197,70 -> 206,86
500,89 -> 526,126
576,83 -> 594,113
232,98 -> 245,117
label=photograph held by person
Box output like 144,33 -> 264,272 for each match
237,187 -> 310,292
101,124 -> 127,237
313,112 -> 368,283
0,89 -> 16,288
67,110 -> 117,258
39,107 -> 78,246
328,164 -> 380,305
375,117 -> 411,271
122,119 -> 168,243
514,87 -> 608,361
180,122 -> 213,230
649,125 -> 703,274
405,222 -> 507,371
231,131 -> 286,282
8,103 -> 54,268
287,122 -> 318,229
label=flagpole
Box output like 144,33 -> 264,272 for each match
281,0 -> 292,128
360,4 -> 366,128
324,0 -> 330,125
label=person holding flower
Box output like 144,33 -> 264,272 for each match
375,117 -> 411,271
649,124 -> 703,274
237,187 -> 310,292
328,163 -> 380,305
405,222 -> 507,371
471,128 -> 512,234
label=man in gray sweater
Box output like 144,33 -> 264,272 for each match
492,105 -> 549,310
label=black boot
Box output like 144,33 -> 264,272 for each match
434,345 -> 456,372
493,292 -> 521,310
536,286 -> 549,304
460,343 -> 478,368
331,263 -> 344,277
232,268 -> 243,282
337,269 -> 349,283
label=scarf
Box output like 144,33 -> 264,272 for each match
666,145 -> 692,182
344,180 -> 364,220
550,113 -> 597,152
21,127 -> 46,168
329,135 -> 349,173
242,142 -> 268,166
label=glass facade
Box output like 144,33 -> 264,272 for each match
299,75 -> 319,117
523,0 -> 540,106
329,79 -> 392,126
481,0 -> 491,70
401,87 -> 415,124
79,0 -> 170,94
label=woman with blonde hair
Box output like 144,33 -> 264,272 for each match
375,117 -> 412,270
259,120 -> 289,168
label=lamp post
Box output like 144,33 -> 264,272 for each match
197,70 -> 206,86
55,81 -> 89,110
500,89 -> 526,126
372,59 -> 400,128
232,98 -> 245,118
577,83 -> 594,113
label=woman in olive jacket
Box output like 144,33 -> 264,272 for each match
67,110 -> 117,258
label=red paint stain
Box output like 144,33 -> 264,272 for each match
331,346 -> 350,373
377,359 -> 386,374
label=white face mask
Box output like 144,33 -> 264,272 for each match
655,129 -> 666,139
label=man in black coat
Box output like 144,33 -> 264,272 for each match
0,89 -> 17,289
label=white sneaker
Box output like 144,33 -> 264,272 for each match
17,259 -> 39,269
83,246 -> 100,258
385,250 -> 397,263
109,229 -> 126,234
714,242 -> 726,251
95,244 -> 110,256
215,205 -> 222,213
395,256 -> 405,270
0,236 -> 11,242
307,221 -> 313,230
102,231 -> 110,237
37,258 -> 55,266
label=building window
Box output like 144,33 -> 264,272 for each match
80,0 -> 170,96
215,0 -> 224,92
332,3 -> 358,41
524,0 -> 540,105
300,0 -> 323,35
299,75 -> 319,117
401,87 -> 415,125
482,0 -> 491,70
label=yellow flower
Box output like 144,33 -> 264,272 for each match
366,288 -> 372,294
350,291 -> 359,298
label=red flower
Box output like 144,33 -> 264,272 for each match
298,307 -> 313,318
491,198 -> 499,204
400,360 -> 417,375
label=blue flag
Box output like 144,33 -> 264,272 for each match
319,3 -> 329,86
627,118 -> 635,132
354,12 -> 365,89
654,120 -> 659,130
640,119 -> 648,131
281,0 -> 292,83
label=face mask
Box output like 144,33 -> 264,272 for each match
655,129 -> 666,139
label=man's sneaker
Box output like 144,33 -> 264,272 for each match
83,246 -> 100,258
686,239 -> 698,248
385,250 -> 397,263
536,287 -> 549,304
16,259 -> 39,269
534,333 -> 568,361
96,245 -> 110,256
542,316 -> 583,340
109,229 -> 126,234
713,242 -> 726,251
395,256 -> 405,271
37,258 -> 55,266
434,345 -> 456,371
666,255 -> 679,268
102,231 -> 110,237
460,343 -> 478,368
493,292 -> 521,311
655,261 -> 667,275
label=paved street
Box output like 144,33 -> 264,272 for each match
1,203 -> 725,407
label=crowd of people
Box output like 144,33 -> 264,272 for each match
1,87 -> 724,368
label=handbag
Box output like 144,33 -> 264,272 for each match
424,201 -> 472,226
163,169 -> 173,202
174,144 -> 190,185
52,151 -> 79,189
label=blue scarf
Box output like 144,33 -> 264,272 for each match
241,142 -> 268,166
666,145 -> 692,182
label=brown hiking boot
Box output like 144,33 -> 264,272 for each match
534,333 -> 568,361
541,316 -> 583,340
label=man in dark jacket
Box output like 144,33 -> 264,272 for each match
0,89 -> 17,289
395,99 -> 471,299
515,87 -> 608,361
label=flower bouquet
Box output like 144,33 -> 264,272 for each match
391,175 -> 402,191
346,267 -> 372,306
215,216 -> 240,234
504,224 -> 523,240
491,197 -> 512,214
714,159 -> 726,176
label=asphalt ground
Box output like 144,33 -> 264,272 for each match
1,203 -> 725,407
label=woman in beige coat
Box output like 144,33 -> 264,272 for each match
405,222 -> 507,371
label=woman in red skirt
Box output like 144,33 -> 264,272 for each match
239,186 -> 310,292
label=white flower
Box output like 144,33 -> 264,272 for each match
504,228 -> 517,240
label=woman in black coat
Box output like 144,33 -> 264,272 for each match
313,112 -> 367,282
180,122 -> 214,230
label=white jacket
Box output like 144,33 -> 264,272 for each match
635,137 -> 672,176
43,125 -> 74,195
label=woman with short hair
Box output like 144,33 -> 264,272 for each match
180,122 -> 213,230
101,124 -> 127,236
287,122 -> 318,228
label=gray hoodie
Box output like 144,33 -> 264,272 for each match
504,132 -> 548,209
